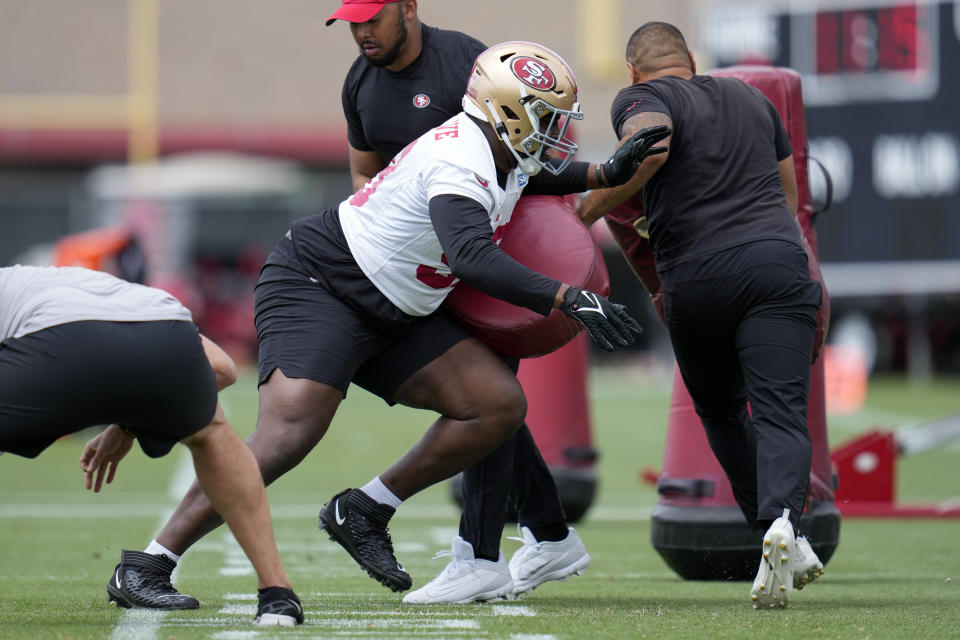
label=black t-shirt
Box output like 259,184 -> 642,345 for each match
610,75 -> 801,269
342,24 -> 486,163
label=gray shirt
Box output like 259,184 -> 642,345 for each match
0,265 -> 192,340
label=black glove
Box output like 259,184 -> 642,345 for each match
599,124 -> 672,187
560,287 -> 643,352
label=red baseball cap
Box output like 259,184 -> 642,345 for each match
325,0 -> 400,26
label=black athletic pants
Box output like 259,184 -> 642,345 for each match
660,240 -> 822,531
459,358 -> 567,560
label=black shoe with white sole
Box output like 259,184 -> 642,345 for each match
254,586 -> 304,626
318,488 -> 412,592
106,549 -> 199,610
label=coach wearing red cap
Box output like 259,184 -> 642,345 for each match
325,0 -> 399,26
326,0 -> 482,191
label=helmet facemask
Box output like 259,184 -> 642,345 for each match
465,42 -> 583,176
480,95 -> 582,175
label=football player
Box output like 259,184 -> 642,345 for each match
304,40 -> 666,597
0,265 -> 303,626
331,0 -> 593,602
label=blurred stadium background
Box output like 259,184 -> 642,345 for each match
3,0 -> 958,383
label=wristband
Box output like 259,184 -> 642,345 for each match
595,164 -> 607,188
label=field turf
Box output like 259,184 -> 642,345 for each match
1,368 -> 958,639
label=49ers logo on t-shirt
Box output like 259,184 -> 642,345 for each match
510,57 -> 556,91
412,93 -> 430,108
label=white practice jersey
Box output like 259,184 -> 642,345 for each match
338,112 -> 527,317
0,265 -> 192,340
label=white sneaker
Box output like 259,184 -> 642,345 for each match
401,536 -> 513,604
793,536 -> 824,590
750,508 -> 795,609
508,526 -> 591,595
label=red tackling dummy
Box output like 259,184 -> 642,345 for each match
444,194 -> 610,358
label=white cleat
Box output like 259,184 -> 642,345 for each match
402,536 -> 514,604
508,526 -> 591,596
793,536 -> 824,590
751,508 -> 795,609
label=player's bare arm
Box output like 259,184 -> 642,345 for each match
200,334 -> 237,391
778,154 -> 799,216
349,144 -> 388,192
578,111 -> 672,227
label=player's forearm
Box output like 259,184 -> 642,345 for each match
349,145 -> 387,192
351,172 -> 376,192
523,160 -> 589,196
577,182 -> 637,227
430,194 -> 559,316
447,241 -> 560,316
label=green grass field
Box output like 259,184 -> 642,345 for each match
2,367 -> 959,639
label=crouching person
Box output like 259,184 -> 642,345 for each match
0,265 -> 303,627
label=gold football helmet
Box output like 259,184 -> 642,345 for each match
464,41 -> 582,175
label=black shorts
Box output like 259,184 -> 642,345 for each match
254,246 -> 473,403
0,320 -> 217,459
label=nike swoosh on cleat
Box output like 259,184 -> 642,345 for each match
426,583 -> 466,597
114,569 -> 121,589
335,500 -> 346,526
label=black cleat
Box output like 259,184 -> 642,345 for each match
318,488 -> 412,592
254,586 -> 304,626
106,550 -> 200,610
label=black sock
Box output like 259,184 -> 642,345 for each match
258,586 -> 299,603
527,522 -> 569,543
347,488 -> 395,525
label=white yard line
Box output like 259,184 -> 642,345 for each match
491,605 -> 536,617
218,532 -> 253,577
218,604 -> 256,616
429,525 -> 459,545
109,610 -> 171,640
168,448 -> 197,501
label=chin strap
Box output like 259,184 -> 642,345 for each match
465,96 -> 542,176
517,156 -> 542,176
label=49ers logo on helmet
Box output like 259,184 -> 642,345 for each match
510,57 -> 556,91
